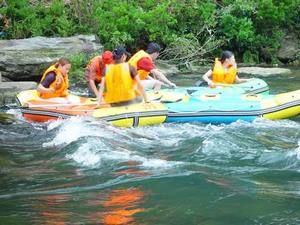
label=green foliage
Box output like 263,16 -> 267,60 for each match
0,0 -> 299,64
242,50 -> 259,64
1,0 -> 75,38
217,0 -> 299,63
218,1 -> 256,59
68,53 -> 90,86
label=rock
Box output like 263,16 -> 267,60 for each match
277,33 -> 299,63
0,82 -> 37,105
0,112 -> 16,124
238,67 -> 291,77
0,35 -> 103,81
156,60 -> 180,76
188,65 -> 211,75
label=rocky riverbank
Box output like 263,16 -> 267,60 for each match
0,35 -> 102,81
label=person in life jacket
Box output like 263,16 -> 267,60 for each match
128,42 -> 176,90
202,50 -> 249,87
85,51 -> 113,98
97,46 -> 149,106
37,58 -> 71,99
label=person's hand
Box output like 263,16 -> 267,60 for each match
97,97 -> 103,106
169,82 -> 177,88
54,77 -> 63,90
207,80 -> 215,87
49,87 -> 56,93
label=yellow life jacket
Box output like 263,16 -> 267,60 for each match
128,50 -> 152,80
212,58 -> 237,84
104,63 -> 136,103
38,64 -> 69,99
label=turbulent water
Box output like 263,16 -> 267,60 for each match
0,68 -> 300,225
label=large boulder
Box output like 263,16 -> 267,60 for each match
277,33 -> 300,64
0,81 -> 37,105
156,60 -> 179,76
238,67 -> 291,77
0,35 -> 103,81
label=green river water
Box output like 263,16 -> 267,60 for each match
0,68 -> 300,225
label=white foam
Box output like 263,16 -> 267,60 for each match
296,148 -> 300,160
140,158 -> 182,168
46,118 -> 64,131
201,138 -> 232,157
43,117 -> 111,147
66,143 -> 101,167
288,140 -> 300,160
66,139 -> 183,170
252,118 -> 300,129
101,148 -> 182,169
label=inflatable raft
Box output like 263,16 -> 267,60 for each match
16,86 -> 299,127
163,89 -> 300,124
16,90 -> 168,127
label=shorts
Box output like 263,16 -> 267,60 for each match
141,79 -> 161,90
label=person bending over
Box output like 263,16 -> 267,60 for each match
129,42 -> 176,90
98,46 -> 149,107
85,51 -> 113,98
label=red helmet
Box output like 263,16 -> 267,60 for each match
102,51 -> 113,64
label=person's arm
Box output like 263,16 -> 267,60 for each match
137,57 -> 175,87
87,65 -> 100,98
233,63 -> 249,83
89,79 -> 99,98
202,69 -> 214,86
235,75 -> 250,83
150,68 -> 176,88
37,73 -> 56,94
37,83 -> 55,94
97,78 -> 105,105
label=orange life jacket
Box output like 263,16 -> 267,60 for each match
86,56 -> 105,83
38,65 -> 69,99
128,50 -> 152,80
104,63 -> 136,103
212,58 -> 237,84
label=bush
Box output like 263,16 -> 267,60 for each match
0,0 -> 299,64
68,53 -> 94,86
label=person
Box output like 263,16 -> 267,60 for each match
97,46 -> 149,106
202,50 -> 249,87
37,58 -> 73,102
128,42 -> 176,90
85,51 -> 113,98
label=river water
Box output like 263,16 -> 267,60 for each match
0,68 -> 300,225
